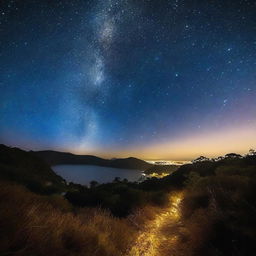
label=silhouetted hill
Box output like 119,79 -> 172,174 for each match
33,150 -> 108,166
144,164 -> 179,175
109,157 -> 152,170
33,150 -> 152,170
0,144 -> 66,194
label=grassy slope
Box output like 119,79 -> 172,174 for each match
1,144 -> 256,256
0,181 -> 137,256
158,155 -> 256,256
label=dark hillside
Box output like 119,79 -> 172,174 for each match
33,150 -> 108,166
109,157 -> 152,170
34,150 -> 152,170
0,144 -> 66,194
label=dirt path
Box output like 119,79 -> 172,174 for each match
127,193 -> 183,256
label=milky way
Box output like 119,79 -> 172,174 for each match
0,0 -> 256,159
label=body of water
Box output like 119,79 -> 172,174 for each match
53,165 -> 143,186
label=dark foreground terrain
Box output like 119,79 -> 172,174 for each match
0,144 -> 256,256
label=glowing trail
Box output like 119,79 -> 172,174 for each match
127,193 -> 183,256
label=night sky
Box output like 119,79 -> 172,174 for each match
1,0 -> 256,160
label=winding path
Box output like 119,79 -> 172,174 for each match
127,193 -> 183,256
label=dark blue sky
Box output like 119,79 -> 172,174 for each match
1,0 -> 256,159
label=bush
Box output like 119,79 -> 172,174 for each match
176,159 -> 256,256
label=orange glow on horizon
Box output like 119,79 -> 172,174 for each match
64,121 -> 256,161
129,122 -> 256,160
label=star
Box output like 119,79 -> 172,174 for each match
0,0 -> 255,159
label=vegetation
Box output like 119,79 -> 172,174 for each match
158,152 -> 256,256
65,180 -> 169,217
0,181 -> 137,256
0,144 -> 256,255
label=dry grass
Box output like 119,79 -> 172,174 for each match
0,181 -> 187,256
154,189 -> 217,256
4,179 -> 242,256
0,181 -> 137,256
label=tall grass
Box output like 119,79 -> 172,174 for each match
160,167 -> 256,256
0,181 -> 137,256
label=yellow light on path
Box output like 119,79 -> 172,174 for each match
127,192 -> 183,256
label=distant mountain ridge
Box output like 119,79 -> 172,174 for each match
33,150 -> 152,170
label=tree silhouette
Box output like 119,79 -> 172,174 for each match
192,156 -> 210,163
113,177 -> 121,183
224,153 -> 242,159
248,149 -> 256,156
90,180 -> 98,188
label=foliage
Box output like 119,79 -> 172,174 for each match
172,156 -> 256,256
65,180 -> 169,217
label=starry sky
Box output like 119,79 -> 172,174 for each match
1,0 -> 256,160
